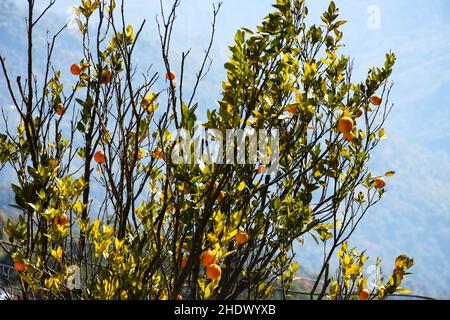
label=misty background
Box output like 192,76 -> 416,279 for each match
0,0 -> 449,298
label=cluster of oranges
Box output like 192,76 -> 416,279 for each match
70,63 -> 112,84
200,250 -> 221,280
65,63 -> 174,122
337,94 -> 383,142
57,63 -> 111,118
181,231 -> 250,281
14,214 -> 71,273
359,253 -> 405,300
336,94 -> 387,189
206,181 -> 227,203
337,116 -> 355,141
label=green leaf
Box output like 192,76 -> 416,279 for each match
334,20 -> 347,28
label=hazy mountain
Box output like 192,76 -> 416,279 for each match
1,0 -> 449,299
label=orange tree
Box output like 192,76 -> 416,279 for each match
0,0 -> 413,300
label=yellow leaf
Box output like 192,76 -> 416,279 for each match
73,202 -> 83,214
237,181 -> 246,192
51,246 -> 63,261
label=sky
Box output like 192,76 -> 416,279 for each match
6,0 -> 450,297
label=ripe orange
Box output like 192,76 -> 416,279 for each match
258,164 -> 265,174
54,214 -> 70,226
373,177 -> 386,189
55,104 -> 65,116
181,255 -> 188,269
70,63 -> 82,76
206,264 -> 221,280
359,288 -> 370,300
235,231 -> 250,245
201,250 -> 218,267
338,116 -> 354,134
14,261 -> 25,273
370,94 -> 382,106
166,71 -> 176,81
63,215 -> 70,225
94,150 -> 106,164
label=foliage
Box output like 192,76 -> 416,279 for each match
0,0 -> 413,300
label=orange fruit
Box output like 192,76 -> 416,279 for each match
373,177 -> 386,189
14,261 -> 25,273
258,164 -> 265,174
70,63 -> 82,76
63,215 -> 70,225
206,264 -> 221,280
338,116 -> 354,134
54,214 -> 70,226
166,71 -> 176,81
55,104 -> 65,116
370,94 -> 382,106
201,250 -> 218,267
181,255 -> 188,269
56,108 -> 65,116
94,150 -> 106,164
359,288 -> 370,300
235,230 -> 250,245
